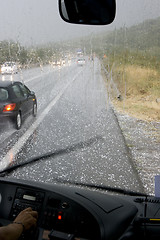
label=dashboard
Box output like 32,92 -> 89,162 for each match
0,178 -> 160,239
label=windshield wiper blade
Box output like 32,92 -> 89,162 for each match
54,178 -> 149,197
0,136 -> 102,177
0,136 -> 148,197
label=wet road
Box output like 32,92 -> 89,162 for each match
0,59 -> 143,192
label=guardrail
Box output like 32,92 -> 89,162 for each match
102,63 -> 122,101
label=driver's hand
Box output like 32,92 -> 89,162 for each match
14,207 -> 38,231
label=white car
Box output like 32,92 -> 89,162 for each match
1,62 -> 18,74
77,58 -> 86,66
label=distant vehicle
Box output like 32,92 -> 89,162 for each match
1,62 -> 18,74
61,59 -> 65,65
77,58 -> 86,66
52,61 -> 56,66
77,49 -> 83,57
0,81 -> 37,129
52,60 -> 61,66
56,60 -> 61,66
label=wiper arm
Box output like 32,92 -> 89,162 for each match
55,178 -> 149,197
0,136 -> 102,177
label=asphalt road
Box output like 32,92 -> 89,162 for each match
0,58 -> 143,192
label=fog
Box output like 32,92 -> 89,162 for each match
0,0 -> 160,46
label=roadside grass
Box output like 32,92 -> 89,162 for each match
103,53 -> 160,122
113,97 -> 160,121
114,65 -> 160,98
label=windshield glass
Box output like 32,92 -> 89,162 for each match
0,0 -> 159,196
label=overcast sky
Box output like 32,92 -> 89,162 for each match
0,0 -> 160,46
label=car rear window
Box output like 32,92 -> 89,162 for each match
11,85 -> 23,98
0,88 -> 8,101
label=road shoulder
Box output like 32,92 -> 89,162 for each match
113,107 -> 160,195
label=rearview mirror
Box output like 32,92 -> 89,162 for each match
59,0 -> 116,25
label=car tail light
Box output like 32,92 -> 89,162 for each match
3,103 -> 16,112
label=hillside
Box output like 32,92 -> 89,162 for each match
103,17 -> 160,51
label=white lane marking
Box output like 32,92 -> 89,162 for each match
24,74 -> 43,83
0,70 -> 82,171
24,64 -> 71,83
24,69 -> 54,83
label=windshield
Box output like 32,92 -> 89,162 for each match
0,0 -> 159,196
